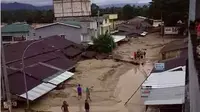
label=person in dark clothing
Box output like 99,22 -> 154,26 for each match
77,84 -> 82,100
144,51 -> 146,58
85,100 -> 90,112
61,101 -> 69,112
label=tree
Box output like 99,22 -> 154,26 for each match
92,32 -> 116,53
149,0 -> 189,26
91,3 -> 99,16
122,4 -> 133,20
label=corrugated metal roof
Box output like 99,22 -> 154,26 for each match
142,86 -> 185,105
142,70 -> 185,88
1,22 -> 31,33
25,64 -> 59,80
35,22 -> 81,29
47,71 -> 74,85
20,82 -> 56,101
4,35 -> 83,63
45,57 -> 76,70
8,72 -> 42,95
62,46 -> 82,57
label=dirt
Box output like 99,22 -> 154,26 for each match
8,33 -> 176,112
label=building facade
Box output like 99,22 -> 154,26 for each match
186,0 -> 200,112
1,22 -> 36,44
53,0 -> 91,18
35,21 -> 98,44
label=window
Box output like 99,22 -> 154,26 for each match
39,36 -> 42,39
60,34 -> 65,38
2,36 -> 12,41
33,33 -> 36,36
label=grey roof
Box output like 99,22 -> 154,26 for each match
117,24 -> 144,35
152,56 -> 187,73
160,39 -> 188,53
142,86 -> 185,105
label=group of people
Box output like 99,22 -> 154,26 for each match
131,49 -> 146,60
61,84 -> 91,112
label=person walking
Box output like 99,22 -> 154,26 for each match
86,87 -> 91,101
85,100 -> 90,112
77,84 -> 82,100
61,101 -> 69,112
134,52 -> 137,60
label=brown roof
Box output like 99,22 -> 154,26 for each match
160,39 -> 188,53
152,56 -> 187,73
25,64 -> 59,80
45,57 -> 76,70
3,35 -> 84,99
8,71 -> 42,95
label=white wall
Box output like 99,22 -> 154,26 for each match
53,0 -> 91,18
35,24 -> 82,44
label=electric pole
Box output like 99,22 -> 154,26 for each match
2,42 -> 12,112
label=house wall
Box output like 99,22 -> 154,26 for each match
53,0 -> 91,18
28,28 -> 37,40
35,24 -> 82,44
80,21 -> 98,42
2,27 -> 36,41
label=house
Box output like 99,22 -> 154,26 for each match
1,35 -> 84,104
114,16 -> 152,37
103,14 -> 118,33
127,16 -> 152,31
142,57 -> 186,112
1,22 -> 36,44
160,39 -> 188,60
35,21 -> 86,44
142,68 -> 185,112
56,16 -> 113,35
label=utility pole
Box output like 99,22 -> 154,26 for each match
97,10 -> 100,35
2,42 -> 12,112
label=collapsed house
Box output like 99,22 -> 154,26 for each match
1,35 -> 84,105
114,16 -> 153,37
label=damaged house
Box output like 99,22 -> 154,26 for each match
115,16 -> 153,37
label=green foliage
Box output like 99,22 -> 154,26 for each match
149,0 -> 189,26
91,3 -> 149,20
122,5 -> 133,20
1,10 -> 54,23
92,32 -> 116,53
91,3 -> 100,16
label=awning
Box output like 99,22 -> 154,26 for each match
142,71 -> 185,88
142,86 -> 185,105
47,71 -> 74,85
20,83 -> 56,101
